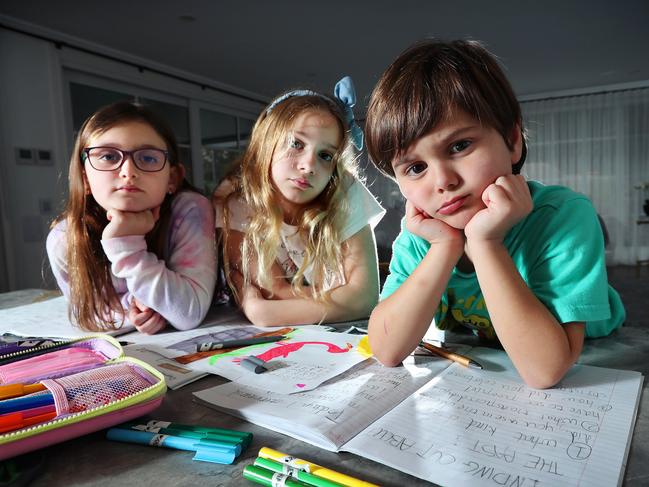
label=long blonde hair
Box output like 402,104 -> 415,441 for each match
219,94 -> 359,303
53,101 -> 193,331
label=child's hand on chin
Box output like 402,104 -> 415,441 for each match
102,206 -> 161,239
405,200 -> 464,245
128,298 -> 167,334
464,174 -> 532,244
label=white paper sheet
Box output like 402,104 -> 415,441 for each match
194,355 -> 450,450
188,329 -> 370,394
344,361 -> 643,487
0,296 -> 134,338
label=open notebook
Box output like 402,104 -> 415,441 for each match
193,347 -> 643,487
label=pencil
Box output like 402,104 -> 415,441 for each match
418,341 -> 483,369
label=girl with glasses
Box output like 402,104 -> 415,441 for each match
47,101 -> 216,334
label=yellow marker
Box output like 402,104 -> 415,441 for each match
258,447 -> 379,487
357,336 -> 373,358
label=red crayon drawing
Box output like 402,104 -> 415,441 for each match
231,341 -> 353,365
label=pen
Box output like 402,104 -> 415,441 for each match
196,335 -> 285,352
258,447 -> 379,487
244,465 -> 312,487
0,382 -> 47,400
0,407 -> 57,434
418,341 -> 483,369
0,393 -> 54,415
122,425 -> 244,455
106,428 -> 237,464
122,420 -> 253,447
254,457 -> 346,487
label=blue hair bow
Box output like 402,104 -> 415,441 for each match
265,76 -> 364,151
334,76 -> 363,151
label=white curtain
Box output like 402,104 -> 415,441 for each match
521,88 -> 649,265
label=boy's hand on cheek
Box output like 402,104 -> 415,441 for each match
102,206 -> 160,239
405,200 -> 464,246
465,174 -> 532,244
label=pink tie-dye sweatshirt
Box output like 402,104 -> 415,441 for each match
46,191 -> 217,330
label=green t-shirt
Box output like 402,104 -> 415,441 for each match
380,181 -> 625,339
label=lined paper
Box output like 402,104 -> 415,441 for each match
194,356 -> 451,450
344,362 -> 643,486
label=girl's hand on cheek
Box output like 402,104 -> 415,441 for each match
405,200 -> 464,246
102,207 -> 160,239
464,174 -> 532,244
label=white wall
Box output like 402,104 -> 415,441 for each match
0,29 -> 67,291
0,24 -> 265,291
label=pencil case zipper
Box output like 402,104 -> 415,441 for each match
0,334 -> 124,364
0,355 -> 166,446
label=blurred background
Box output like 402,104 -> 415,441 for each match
0,0 -> 648,291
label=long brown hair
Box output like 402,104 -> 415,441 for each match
217,94 -> 359,303
366,39 -> 527,178
54,101 -> 193,331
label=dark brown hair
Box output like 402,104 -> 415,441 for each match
365,39 -> 527,178
53,101 -> 194,331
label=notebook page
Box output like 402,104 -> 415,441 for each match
193,356 -> 451,451
344,362 -> 643,487
0,297 -> 134,338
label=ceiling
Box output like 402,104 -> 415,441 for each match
1,0 -> 648,109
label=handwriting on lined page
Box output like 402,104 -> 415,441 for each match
345,363 -> 642,487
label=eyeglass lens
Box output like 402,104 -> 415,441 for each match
86,147 -> 167,172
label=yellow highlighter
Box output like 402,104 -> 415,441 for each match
258,447 -> 380,487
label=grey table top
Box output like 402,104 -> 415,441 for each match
1,290 -> 647,486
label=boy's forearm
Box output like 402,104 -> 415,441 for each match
469,241 -> 582,388
368,243 -> 462,366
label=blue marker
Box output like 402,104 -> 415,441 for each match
106,428 -> 237,464
0,393 -> 54,414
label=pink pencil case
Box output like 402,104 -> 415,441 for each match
0,335 -> 166,460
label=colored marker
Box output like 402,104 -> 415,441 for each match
258,447 -> 379,487
0,382 -> 47,400
0,407 -> 57,434
0,393 -> 54,415
243,465 -> 312,487
122,420 -> 253,447
196,335 -> 285,352
241,356 -> 268,374
106,428 -> 237,464
123,425 -> 244,455
254,457 -> 346,487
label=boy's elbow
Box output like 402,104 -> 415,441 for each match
520,363 -> 571,390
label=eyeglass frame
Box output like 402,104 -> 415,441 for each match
82,146 -> 170,172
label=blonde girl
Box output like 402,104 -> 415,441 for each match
215,77 -> 385,327
47,101 -> 216,334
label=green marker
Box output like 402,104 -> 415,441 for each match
254,457 -> 346,487
243,465 -> 311,487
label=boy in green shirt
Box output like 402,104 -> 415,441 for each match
365,40 -> 624,389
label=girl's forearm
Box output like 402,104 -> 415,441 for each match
468,241 -> 582,388
368,242 -> 462,367
245,282 -> 377,327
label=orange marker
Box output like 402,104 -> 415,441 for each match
0,383 -> 47,400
